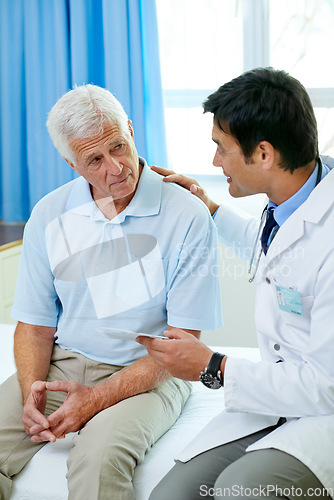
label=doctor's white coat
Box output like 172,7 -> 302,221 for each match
178,163 -> 334,497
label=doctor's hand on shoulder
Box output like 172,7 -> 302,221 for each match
137,328 -> 218,381
150,165 -> 220,216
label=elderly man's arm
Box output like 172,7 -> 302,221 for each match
14,321 -> 58,442
30,327 -> 200,441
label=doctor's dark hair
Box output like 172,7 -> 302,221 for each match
203,67 -> 319,172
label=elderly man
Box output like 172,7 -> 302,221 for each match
0,85 -> 221,500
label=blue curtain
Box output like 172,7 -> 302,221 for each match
0,0 -> 167,222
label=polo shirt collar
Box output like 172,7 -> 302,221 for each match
66,175 -> 95,216
65,157 -> 162,223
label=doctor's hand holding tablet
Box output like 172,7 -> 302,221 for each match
100,327 -> 220,384
137,328 -> 224,383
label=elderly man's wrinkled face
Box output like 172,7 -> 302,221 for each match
66,120 -> 141,212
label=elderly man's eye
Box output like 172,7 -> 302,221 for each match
87,157 -> 101,170
88,158 -> 101,167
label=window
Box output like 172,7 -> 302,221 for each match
270,0 -> 334,156
156,0 -> 334,212
156,0 -> 243,178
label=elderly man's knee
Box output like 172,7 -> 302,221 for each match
67,435 -> 137,499
68,436 -> 134,476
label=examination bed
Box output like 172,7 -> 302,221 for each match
0,323 -> 260,499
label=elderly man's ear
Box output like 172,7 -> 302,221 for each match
64,158 -> 76,172
128,120 -> 135,140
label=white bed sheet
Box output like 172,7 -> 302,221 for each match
0,324 -> 260,499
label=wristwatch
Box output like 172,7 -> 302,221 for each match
200,352 -> 225,389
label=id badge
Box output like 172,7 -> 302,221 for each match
275,285 -> 303,316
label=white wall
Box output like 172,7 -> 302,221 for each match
202,243 -> 258,348
199,179 -> 263,348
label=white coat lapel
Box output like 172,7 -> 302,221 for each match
263,209 -> 305,264
303,168 -> 334,223
264,169 -> 334,265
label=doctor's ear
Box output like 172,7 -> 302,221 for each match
254,141 -> 275,170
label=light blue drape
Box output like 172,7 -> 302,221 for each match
0,0 -> 167,222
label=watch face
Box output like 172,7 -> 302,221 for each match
200,371 -> 222,389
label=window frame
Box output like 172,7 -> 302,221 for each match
160,0 -> 334,181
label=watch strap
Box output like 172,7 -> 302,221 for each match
207,352 -> 225,375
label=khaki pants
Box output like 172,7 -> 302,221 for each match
0,345 -> 191,500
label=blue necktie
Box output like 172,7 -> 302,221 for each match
261,208 -> 278,255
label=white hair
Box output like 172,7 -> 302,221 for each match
46,84 -> 130,165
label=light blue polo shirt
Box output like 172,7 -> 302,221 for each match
12,160 -> 222,365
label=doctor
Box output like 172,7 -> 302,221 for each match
138,68 -> 334,499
